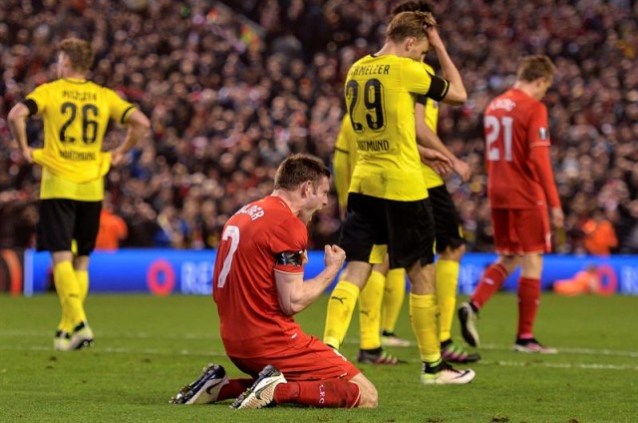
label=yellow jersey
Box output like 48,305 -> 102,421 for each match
344,54 -> 448,201
417,63 -> 444,189
333,115 -> 357,210
26,78 -> 135,201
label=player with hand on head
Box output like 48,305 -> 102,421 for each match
171,154 -> 378,409
334,2 -> 471,361
458,55 -> 564,354
324,11 -> 475,384
394,0 -> 478,364
7,37 -> 150,351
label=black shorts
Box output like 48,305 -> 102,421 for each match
36,199 -> 102,256
428,185 -> 465,253
339,193 -> 435,269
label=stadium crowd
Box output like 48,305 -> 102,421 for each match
1,0 -> 637,253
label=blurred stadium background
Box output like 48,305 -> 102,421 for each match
1,0 -> 637,295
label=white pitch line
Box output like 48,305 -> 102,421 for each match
478,343 -> 638,358
0,343 -> 225,357
0,329 -> 217,341
0,344 -> 637,372
484,360 -> 638,371
341,338 -> 638,358
2,331 -> 638,359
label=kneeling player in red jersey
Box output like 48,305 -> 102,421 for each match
171,154 -> 377,409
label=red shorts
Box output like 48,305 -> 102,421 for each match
491,206 -> 551,255
229,336 -> 360,381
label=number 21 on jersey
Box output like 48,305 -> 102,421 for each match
217,225 -> 240,288
485,115 -> 513,162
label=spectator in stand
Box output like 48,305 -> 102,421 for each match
617,200 -> 638,254
1,0 -> 636,253
582,208 -> 618,256
95,194 -> 128,251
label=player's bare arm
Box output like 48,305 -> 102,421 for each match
417,145 -> 453,176
332,148 -> 351,220
414,103 -> 471,181
275,244 -> 345,315
112,109 -> 151,166
550,207 -> 565,229
7,102 -> 34,164
426,26 -> 467,105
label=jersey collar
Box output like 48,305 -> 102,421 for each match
63,77 -> 89,84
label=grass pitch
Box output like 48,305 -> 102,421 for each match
0,293 -> 636,422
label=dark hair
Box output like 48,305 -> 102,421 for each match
386,11 -> 433,42
59,38 -> 94,73
391,1 -> 434,16
517,55 -> 555,82
274,154 -> 330,190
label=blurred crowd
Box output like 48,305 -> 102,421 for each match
1,0 -> 637,253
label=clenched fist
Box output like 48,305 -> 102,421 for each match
324,244 -> 346,270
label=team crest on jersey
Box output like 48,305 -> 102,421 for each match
539,127 -> 548,139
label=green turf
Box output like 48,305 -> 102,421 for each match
1,293 -> 636,422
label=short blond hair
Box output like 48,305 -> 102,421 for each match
59,38 -> 94,73
517,55 -> 555,82
385,11 -> 434,42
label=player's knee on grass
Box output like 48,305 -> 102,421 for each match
351,374 -> 378,408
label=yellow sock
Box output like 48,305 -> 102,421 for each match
409,293 -> 440,363
323,280 -> 360,349
359,271 -> 385,350
381,268 -> 406,333
54,287 -> 73,334
435,260 -> 460,343
53,261 -> 86,329
53,263 -> 73,333
76,270 -> 89,305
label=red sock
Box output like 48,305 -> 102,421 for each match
274,379 -> 360,408
471,264 -> 508,309
517,277 -> 540,338
218,379 -> 254,401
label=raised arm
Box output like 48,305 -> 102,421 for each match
426,26 -> 467,105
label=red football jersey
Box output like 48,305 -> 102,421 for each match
213,195 -> 311,358
484,88 -> 553,209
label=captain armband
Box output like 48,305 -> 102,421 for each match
22,99 -> 38,116
425,75 -> 450,102
275,250 -> 305,266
